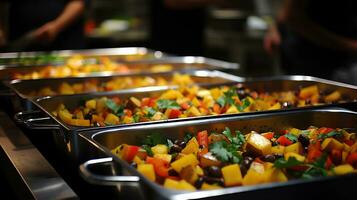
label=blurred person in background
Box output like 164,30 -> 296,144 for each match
0,0 -> 86,51
264,0 -> 357,84
150,0 -> 232,56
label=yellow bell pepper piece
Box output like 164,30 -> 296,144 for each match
171,154 -> 199,173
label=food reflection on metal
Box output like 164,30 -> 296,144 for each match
51,84 -> 346,127
110,126 -> 357,190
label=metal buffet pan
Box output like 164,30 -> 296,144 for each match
0,56 -> 239,81
6,70 -> 242,113
15,75 -> 357,161
78,108 -> 357,200
0,47 -> 166,67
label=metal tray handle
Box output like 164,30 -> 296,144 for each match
79,157 -> 140,186
14,111 -> 60,130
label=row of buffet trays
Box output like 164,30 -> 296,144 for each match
1,47 -> 357,200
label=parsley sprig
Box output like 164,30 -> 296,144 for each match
216,87 -> 251,111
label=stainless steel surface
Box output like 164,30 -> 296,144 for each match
0,47 -> 166,67
0,111 -> 78,200
0,56 -> 239,81
80,157 -> 140,186
6,70 -> 243,99
79,108 -> 357,200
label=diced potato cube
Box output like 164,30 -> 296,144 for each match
201,183 -> 223,190
222,164 -> 243,186
164,179 -> 179,190
285,142 -> 304,155
177,180 -> 196,191
199,152 -> 222,168
333,164 -> 355,175
154,154 -> 172,163
321,138 -> 344,152
180,165 -> 199,184
284,152 -> 305,162
242,162 -> 265,185
263,168 -> 288,183
151,144 -> 169,155
271,145 -> 285,155
246,131 -> 272,156
171,154 -> 199,173
138,164 -> 155,182
299,85 -> 318,99
85,99 -> 96,110
104,113 -> 120,125
324,91 -> 341,102
181,137 -> 199,155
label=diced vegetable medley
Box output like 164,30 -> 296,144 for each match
112,126 -> 357,191
28,73 -> 194,96
52,84 -> 345,127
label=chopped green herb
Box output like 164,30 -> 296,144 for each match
156,99 -> 181,110
222,127 -> 245,149
133,114 -> 140,123
317,130 -> 342,140
167,139 -> 174,149
142,145 -> 153,157
285,133 -> 298,143
217,96 -> 226,108
274,157 -> 304,169
142,133 -> 166,147
210,141 -> 242,164
183,132 -> 193,143
236,98 -> 251,112
145,107 -> 157,118
105,99 -> 124,117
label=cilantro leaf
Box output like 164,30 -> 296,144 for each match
145,107 -> 157,118
285,133 -> 298,143
217,96 -> 226,108
222,127 -> 245,149
156,99 -> 180,110
105,99 -> 124,117
209,140 -> 242,164
183,132 -> 193,143
317,130 -> 342,140
236,98 -> 251,112
142,145 -> 153,157
274,157 -> 304,169
133,114 -> 140,123
167,139 -> 174,149
142,133 -> 166,146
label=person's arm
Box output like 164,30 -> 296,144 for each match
34,0 -> 85,42
284,0 -> 357,53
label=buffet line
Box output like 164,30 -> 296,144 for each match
0,47 -> 356,200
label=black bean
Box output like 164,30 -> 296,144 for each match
168,169 -> 179,177
261,154 -> 276,163
194,177 -> 204,189
273,153 -> 284,159
207,166 -> 222,178
298,134 -> 310,147
174,139 -> 186,148
305,99 -> 311,105
240,164 -> 248,177
241,157 -> 253,169
169,145 -> 182,154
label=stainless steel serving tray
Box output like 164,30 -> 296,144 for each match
0,47 -> 166,67
32,75 -> 357,131
78,108 -> 357,200
15,75 -> 357,161
0,56 -> 239,81
6,70 -> 242,99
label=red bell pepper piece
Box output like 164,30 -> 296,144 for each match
262,132 -> 274,140
168,109 -> 182,119
276,135 -> 293,146
213,104 -> 221,114
121,145 -> 140,162
197,130 -> 208,148
146,157 -> 169,177
344,139 -> 354,146
307,149 -> 322,163
346,152 -> 357,168
180,102 -> 190,110
111,97 -> 121,104
318,127 -> 334,134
